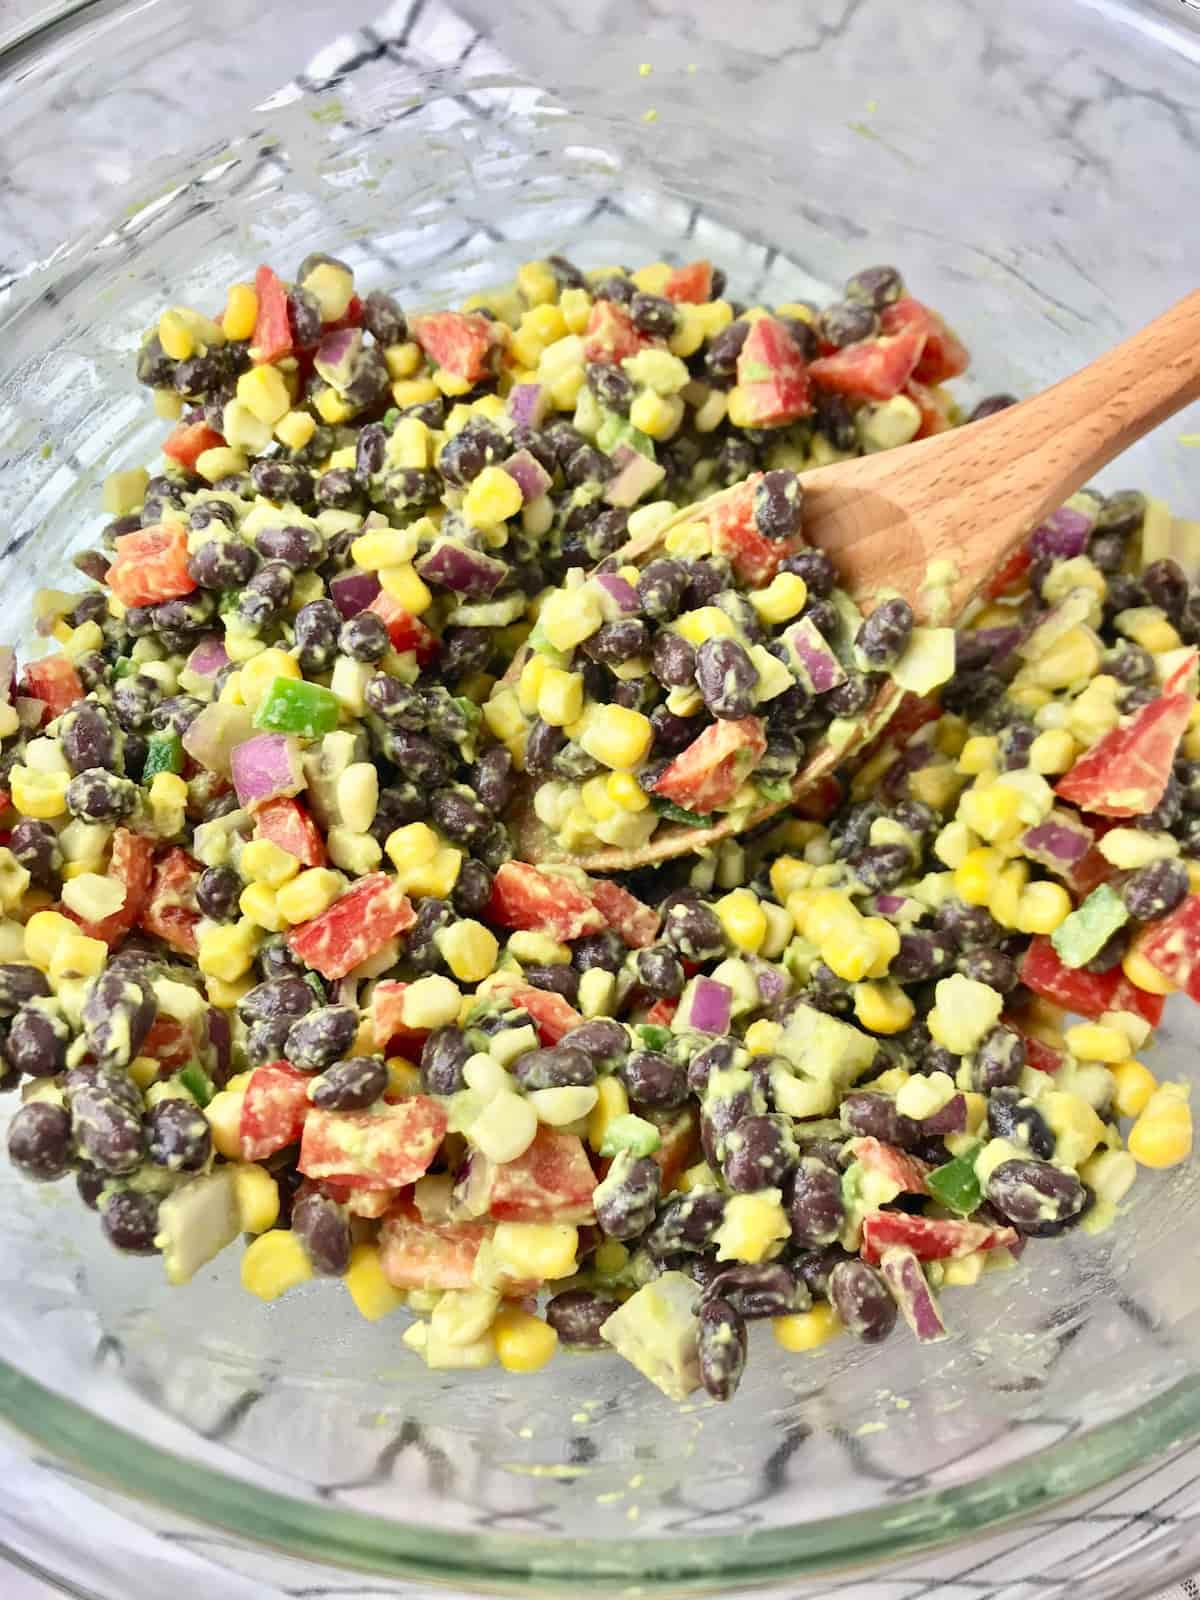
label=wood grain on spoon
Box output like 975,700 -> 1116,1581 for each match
510,288 -> 1200,872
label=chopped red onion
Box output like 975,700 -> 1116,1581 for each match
880,1245 -> 948,1342
503,448 -> 553,503
330,569 -> 382,619
230,730 -> 305,804
415,539 -> 508,599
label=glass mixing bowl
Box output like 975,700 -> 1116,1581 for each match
2,2 -> 1200,1595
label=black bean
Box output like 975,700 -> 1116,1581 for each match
292,1191 -> 352,1276
452,860 -> 493,918
238,976 -> 315,1024
1133,773 -> 1183,831
839,1090 -> 921,1149
256,523 -> 324,570
629,292 -> 677,337
382,727 -> 450,786
722,1113 -> 799,1192
237,559 -> 293,630
706,1261 -> 809,1321
355,424 -> 388,480
523,717 -> 566,780
700,1069 -> 768,1166
1143,558 -> 1188,621
244,1016 -> 292,1066
705,320 -> 751,383
112,673 -> 159,730
661,897 -> 724,963
66,768 -> 137,823
793,1243 -> 852,1299
680,558 -> 730,610
683,1035 -> 742,1095
582,619 -> 649,668
787,1155 -> 846,1247
644,1190 -> 726,1258
360,290 -> 407,346
619,1049 -> 687,1108
817,300 -> 878,347
561,1021 -> 629,1071
1089,533 -> 1127,575
76,1163 -> 105,1209
520,963 -> 581,1004
850,843 -> 910,893
779,551 -> 834,603
646,634 -> 694,694
439,419 -> 510,487
890,932 -> 952,983
595,1151 -> 661,1240
1085,927 -> 1129,973
251,460 -> 315,507
420,1025 -> 472,1095
404,899 -> 455,975
971,1024 -> 1026,1092
8,1101 -> 72,1181
753,469 -> 804,541
571,929 -> 627,974
856,598 -> 913,668
693,636 -> 757,720
999,721 -> 1036,771
147,1097 -> 212,1172
57,701 -> 114,776
546,1289 -> 620,1347
935,900 -> 1001,950
513,1045 -> 595,1090
9,821 -> 59,891
986,1087 -> 1055,1160
284,286 -> 322,348
100,1189 -> 161,1254
1094,488 -> 1146,538
698,1297 -> 747,1401
285,1006 -> 358,1072
1106,643 -> 1155,686
195,864 -> 240,923
958,946 -> 1019,992
70,1074 -> 145,1175
845,264 -> 904,308
311,1055 -> 388,1112
986,1157 -> 1087,1236
82,970 -> 155,1070
629,948 -> 682,1003
965,394 -> 1018,424
7,1001 -> 69,1078
586,362 -> 634,413
1122,858 -> 1189,921
829,1259 -> 897,1342
152,695 -> 203,736
187,537 -> 258,590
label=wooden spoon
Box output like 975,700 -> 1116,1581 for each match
507,288 -> 1200,871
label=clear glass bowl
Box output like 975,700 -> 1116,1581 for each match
2,2 -> 1200,1595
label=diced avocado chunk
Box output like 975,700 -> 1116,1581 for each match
156,1169 -> 241,1286
599,1270 -> 701,1401
596,410 -> 655,460
1051,882 -> 1129,969
891,627 -> 956,695
599,1113 -> 662,1159
778,1003 -> 878,1085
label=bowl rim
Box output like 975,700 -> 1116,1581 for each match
2,1355 -> 1199,1589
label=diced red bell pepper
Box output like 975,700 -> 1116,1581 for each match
1002,1013 -> 1066,1075
105,525 -> 197,608
706,478 -> 789,587
252,264 -> 293,364
880,296 -> 970,384
140,1015 -> 197,1074
587,878 -> 660,948
367,591 -> 440,665
1136,894 -> 1200,1003
982,543 -> 1033,600
734,316 -> 812,427
252,795 -> 326,867
508,985 -> 585,1045
486,861 -> 606,942
644,998 -> 679,1028
847,1137 -> 930,1196
239,1062 -> 311,1161
649,1105 -> 699,1191
652,716 -> 768,815
808,327 -> 926,402
139,847 -> 202,955
298,1097 -> 448,1188
288,872 -> 416,981
19,656 -> 83,718
905,378 -> 956,439
1056,665 -> 1196,817
860,1210 -> 1017,1265
1019,936 -> 1164,1026
65,826 -> 156,947
457,1127 -> 597,1224
664,260 -> 714,304
792,772 -> 843,822
371,980 -> 430,1060
380,1202 -> 495,1290
162,421 -> 225,470
582,300 -> 645,365
1065,845 -> 1117,900
410,310 -> 494,383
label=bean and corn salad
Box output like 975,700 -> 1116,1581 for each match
0,245 -> 1195,1403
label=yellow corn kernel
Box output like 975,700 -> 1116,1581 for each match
514,259 -> 558,306
351,527 -> 419,571
401,974 -> 463,1031
820,925 -> 879,983
955,846 -> 1003,906
988,859 -> 1029,929
537,667 -> 584,728
241,1230 -> 314,1302
389,831 -> 463,897
714,1192 -> 791,1264
744,1020 -> 783,1057
439,920 -> 499,983
493,1221 -> 578,1284
769,856 -> 810,902
218,670 -> 244,706
389,414 -> 431,469
233,1164 -> 280,1233
673,605 -> 736,646
862,917 -> 901,979
129,1055 -> 159,1091
314,387 -> 356,424
773,1303 -> 842,1353
1064,1022 -> 1130,1064
236,363 -> 292,425
386,1056 -> 423,1097
517,653 -> 548,717
272,409 -> 315,451
48,933 -> 107,982
195,445 -> 248,483
662,521 -> 712,559
345,1242 -> 407,1322
197,918 -> 261,982
1014,880 -> 1072,935
714,888 -> 768,954
158,308 -> 195,361
631,261 -> 672,294
1029,728 -> 1079,775
391,372 -> 440,408
1122,936 -> 1177,996
1187,860 -> 1200,894
1118,607 -> 1181,654
1128,1082 -> 1193,1169
10,766 -> 69,820
629,389 -> 684,440
379,562 -> 433,615
957,735 -> 998,776
579,775 -> 617,824
206,972 -> 255,1010
959,781 -> 1023,843
240,838 -> 300,889
854,979 -> 914,1035
152,388 -> 183,419
588,1075 -> 630,1152
275,868 -> 344,926
606,771 -> 649,812
578,705 -> 653,770
667,304 -> 708,358
222,281 -> 258,341
493,1308 -> 558,1373
239,881 -> 284,932
204,1087 -> 245,1160
463,465 -> 524,527
932,713 -> 968,758
559,287 -> 592,333
525,303 -> 569,344
24,909 -> 79,969
750,572 -> 808,625
1112,1059 -> 1158,1119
